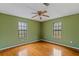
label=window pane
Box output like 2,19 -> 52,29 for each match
59,22 -> 62,26
54,23 -> 58,27
22,26 -> 27,30
59,26 -> 61,30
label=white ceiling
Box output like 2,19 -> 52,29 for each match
0,3 -> 79,22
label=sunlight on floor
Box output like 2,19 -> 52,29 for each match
53,48 -> 62,56
17,48 -> 28,56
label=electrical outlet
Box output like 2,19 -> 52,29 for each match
70,41 -> 73,43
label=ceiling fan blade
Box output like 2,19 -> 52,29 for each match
32,12 -> 37,14
43,15 -> 49,17
42,10 -> 47,13
32,15 -> 38,18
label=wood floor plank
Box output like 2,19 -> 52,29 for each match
0,41 -> 79,56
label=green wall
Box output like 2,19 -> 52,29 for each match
42,14 -> 79,48
0,13 -> 79,50
0,13 -> 40,50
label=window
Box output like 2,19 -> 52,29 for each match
53,22 -> 62,39
18,22 -> 27,39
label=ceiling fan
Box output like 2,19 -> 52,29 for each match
32,10 -> 49,19
31,3 -> 50,19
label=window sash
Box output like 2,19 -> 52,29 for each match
53,22 -> 62,39
18,22 -> 27,39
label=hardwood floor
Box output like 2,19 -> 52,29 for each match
0,41 -> 79,56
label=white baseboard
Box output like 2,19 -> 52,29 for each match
0,40 -> 39,51
42,39 -> 79,50
0,39 -> 79,51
